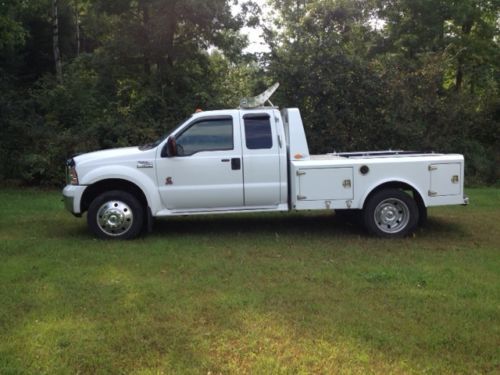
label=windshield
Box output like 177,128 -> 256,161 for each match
139,116 -> 192,151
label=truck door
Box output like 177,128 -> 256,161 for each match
156,115 -> 244,210
240,112 -> 281,207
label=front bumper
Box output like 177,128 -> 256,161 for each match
62,185 -> 87,217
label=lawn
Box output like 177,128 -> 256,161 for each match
0,188 -> 499,374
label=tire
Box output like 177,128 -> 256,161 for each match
363,189 -> 419,238
418,204 -> 428,227
87,190 -> 144,239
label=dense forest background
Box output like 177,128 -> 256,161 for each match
0,0 -> 498,186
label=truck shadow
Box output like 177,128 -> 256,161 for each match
418,217 -> 468,238
153,212 -> 362,237
151,213 -> 464,239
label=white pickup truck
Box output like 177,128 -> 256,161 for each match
63,85 -> 468,239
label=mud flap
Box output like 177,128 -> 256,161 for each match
146,206 -> 154,233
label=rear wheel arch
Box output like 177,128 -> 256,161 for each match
363,181 -> 424,208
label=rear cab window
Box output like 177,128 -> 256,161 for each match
243,115 -> 273,150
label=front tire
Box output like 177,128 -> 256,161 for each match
87,190 -> 144,239
363,189 -> 419,238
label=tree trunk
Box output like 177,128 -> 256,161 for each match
455,59 -> 463,91
455,19 -> 473,92
139,0 -> 150,75
157,1 -> 177,86
52,0 -> 63,83
164,2 -> 177,68
75,0 -> 80,56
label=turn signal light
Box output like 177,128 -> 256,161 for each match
67,166 -> 79,185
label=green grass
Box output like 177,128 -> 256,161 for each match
0,188 -> 499,374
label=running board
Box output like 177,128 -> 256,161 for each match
155,204 -> 288,217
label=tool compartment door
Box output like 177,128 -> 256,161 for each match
297,168 -> 353,200
429,163 -> 461,196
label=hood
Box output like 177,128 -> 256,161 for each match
74,146 -> 154,167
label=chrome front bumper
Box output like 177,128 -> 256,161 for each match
62,185 -> 87,217
63,193 -> 74,212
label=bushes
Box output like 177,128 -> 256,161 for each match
269,45 -> 499,185
0,0 -> 498,186
0,57 -> 498,186
0,54 -> 262,186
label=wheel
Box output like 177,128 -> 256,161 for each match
87,190 -> 144,239
363,189 -> 419,238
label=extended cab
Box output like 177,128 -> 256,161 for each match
63,85 -> 468,239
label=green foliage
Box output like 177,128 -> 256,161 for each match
0,0 -> 498,185
266,0 -> 499,185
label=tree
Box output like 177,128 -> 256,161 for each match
52,0 -> 63,83
374,0 -> 500,95
0,0 -> 497,185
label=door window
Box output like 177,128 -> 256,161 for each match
244,115 -> 273,150
176,117 -> 233,156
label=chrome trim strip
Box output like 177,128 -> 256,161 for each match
137,161 -> 154,168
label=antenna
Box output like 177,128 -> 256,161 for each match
239,83 -> 280,109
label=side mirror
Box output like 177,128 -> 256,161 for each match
161,136 -> 177,157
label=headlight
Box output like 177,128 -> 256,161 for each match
66,159 -> 79,185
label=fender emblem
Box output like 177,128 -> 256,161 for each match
165,177 -> 173,185
137,161 -> 153,168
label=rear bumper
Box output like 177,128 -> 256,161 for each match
62,185 -> 87,217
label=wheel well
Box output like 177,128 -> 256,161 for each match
80,179 -> 148,213
363,181 -> 425,211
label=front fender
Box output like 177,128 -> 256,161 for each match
79,165 -> 163,214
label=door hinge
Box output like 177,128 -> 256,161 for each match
428,165 -> 438,171
428,190 -> 437,197
297,195 -> 307,200
296,170 -> 306,176
342,179 -> 352,188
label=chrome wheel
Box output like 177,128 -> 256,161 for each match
96,200 -> 134,236
373,198 -> 410,234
